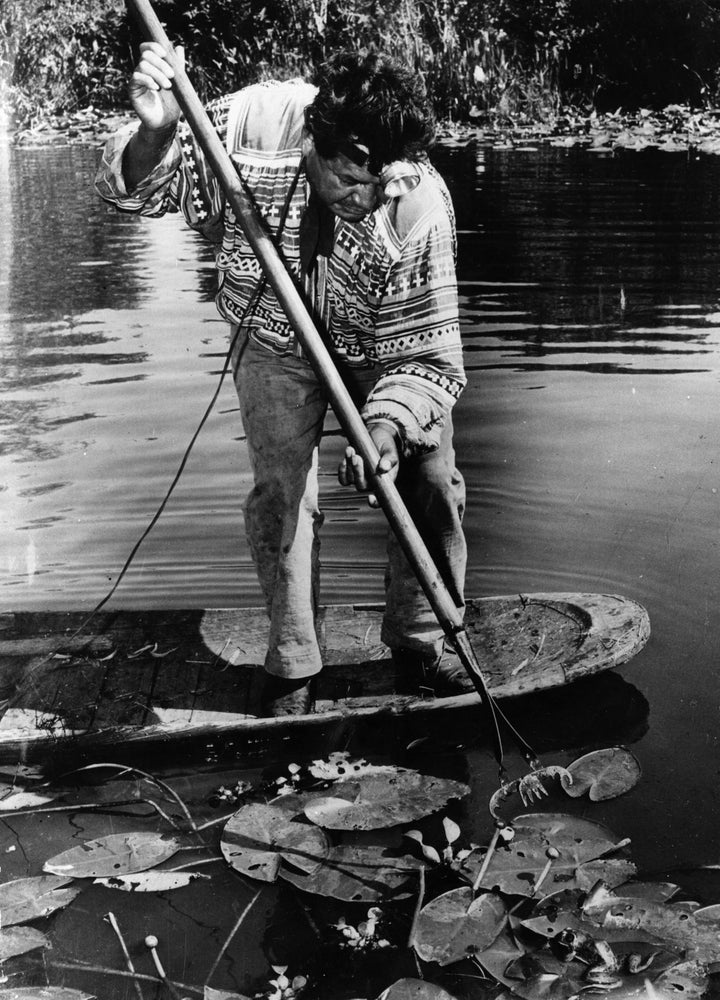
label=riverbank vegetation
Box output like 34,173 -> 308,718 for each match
3,0 -> 720,136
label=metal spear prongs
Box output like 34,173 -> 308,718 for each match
489,764 -> 573,821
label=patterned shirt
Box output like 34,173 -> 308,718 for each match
94,79 -> 465,453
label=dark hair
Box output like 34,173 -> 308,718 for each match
306,51 -> 435,174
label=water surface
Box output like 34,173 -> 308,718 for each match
2,138 -> 720,990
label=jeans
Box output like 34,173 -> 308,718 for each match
234,334 -> 466,679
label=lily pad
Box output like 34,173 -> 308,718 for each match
0,788 -> 55,811
617,881 -> 680,902
653,960 -> 708,998
512,812 -> 627,856
563,747 -> 641,800
280,842 -> 422,901
412,887 -> 507,966
0,992 -> 95,1000
0,927 -> 51,960
308,752 -> 393,781
220,801 -> 329,882
303,770 -> 469,830
520,905 -> 659,945
474,929 -> 526,986
0,876 -> 81,925
94,870 -> 210,891
575,857 -> 637,890
44,832 -> 182,878
463,815 -> 626,899
462,828 -> 555,896
520,886 -> 665,945
378,980 -> 459,999
583,890 -> 720,962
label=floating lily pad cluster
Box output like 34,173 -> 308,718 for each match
0,747 -> 716,1000
441,104 -> 720,156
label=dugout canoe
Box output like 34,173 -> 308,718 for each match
0,593 -> 649,764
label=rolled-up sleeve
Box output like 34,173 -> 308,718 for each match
94,124 -> 182,216
361,216 -> 465,455
94,107 -> 229,243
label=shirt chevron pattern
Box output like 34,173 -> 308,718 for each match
95,78 -> 465,453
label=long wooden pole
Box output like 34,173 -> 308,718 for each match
126,0 -> 529,752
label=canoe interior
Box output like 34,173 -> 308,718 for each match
0,594 -> 649,748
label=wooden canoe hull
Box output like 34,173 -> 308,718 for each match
0,593 -> 649,762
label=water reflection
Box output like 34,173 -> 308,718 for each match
3,141 -> 720,619
7,149 -> 144,318
438,144 -> 720,378
0,141 -> 242,609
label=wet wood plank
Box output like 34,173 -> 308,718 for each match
0,593 -> 650,758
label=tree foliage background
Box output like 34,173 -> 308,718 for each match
3,0 -> 720,127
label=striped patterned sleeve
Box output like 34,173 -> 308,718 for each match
361,216 -> 466,455
93,121 -> 182,215
94,96 -> 235,242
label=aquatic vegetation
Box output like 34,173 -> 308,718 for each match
563,747 -> 642,801
6,0 -> 720,135
0,926 -> 51,961
405,817 -> 472,868
43,831 -> 184,879
301,769 -> 470,831
0,747 -> 717,999
331,908 -> 393,952
94,870 -> 211,891
258,965 -> 308,1000
0,876 -> 81,924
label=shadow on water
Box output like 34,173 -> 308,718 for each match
401,670 -> 649,757
32,669 -> 649,779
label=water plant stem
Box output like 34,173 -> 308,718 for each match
0,800 -> 139,817
407,865 -> 426,948
472,826 -> 502,894
530,847 -> 559,896
204,887 -> 263,987
145,935 -> 183,1000
105,912 -> 145,1000
27,957 -> 202,995
166,856 -> 222,872
81,763 -> 199,831
194,812 -> 235,832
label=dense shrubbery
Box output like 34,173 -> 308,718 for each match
1,0 -> 131,122
3,0 -> 720,128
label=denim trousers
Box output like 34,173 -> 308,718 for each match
234,335 -> 467,679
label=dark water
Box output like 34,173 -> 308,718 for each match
3,135 -> 720,994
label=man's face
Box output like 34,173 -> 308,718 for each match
305,144 -> 381,222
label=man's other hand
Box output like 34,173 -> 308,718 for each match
338,423 -> 400,508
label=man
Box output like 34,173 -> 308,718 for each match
95,44 -> 471,715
